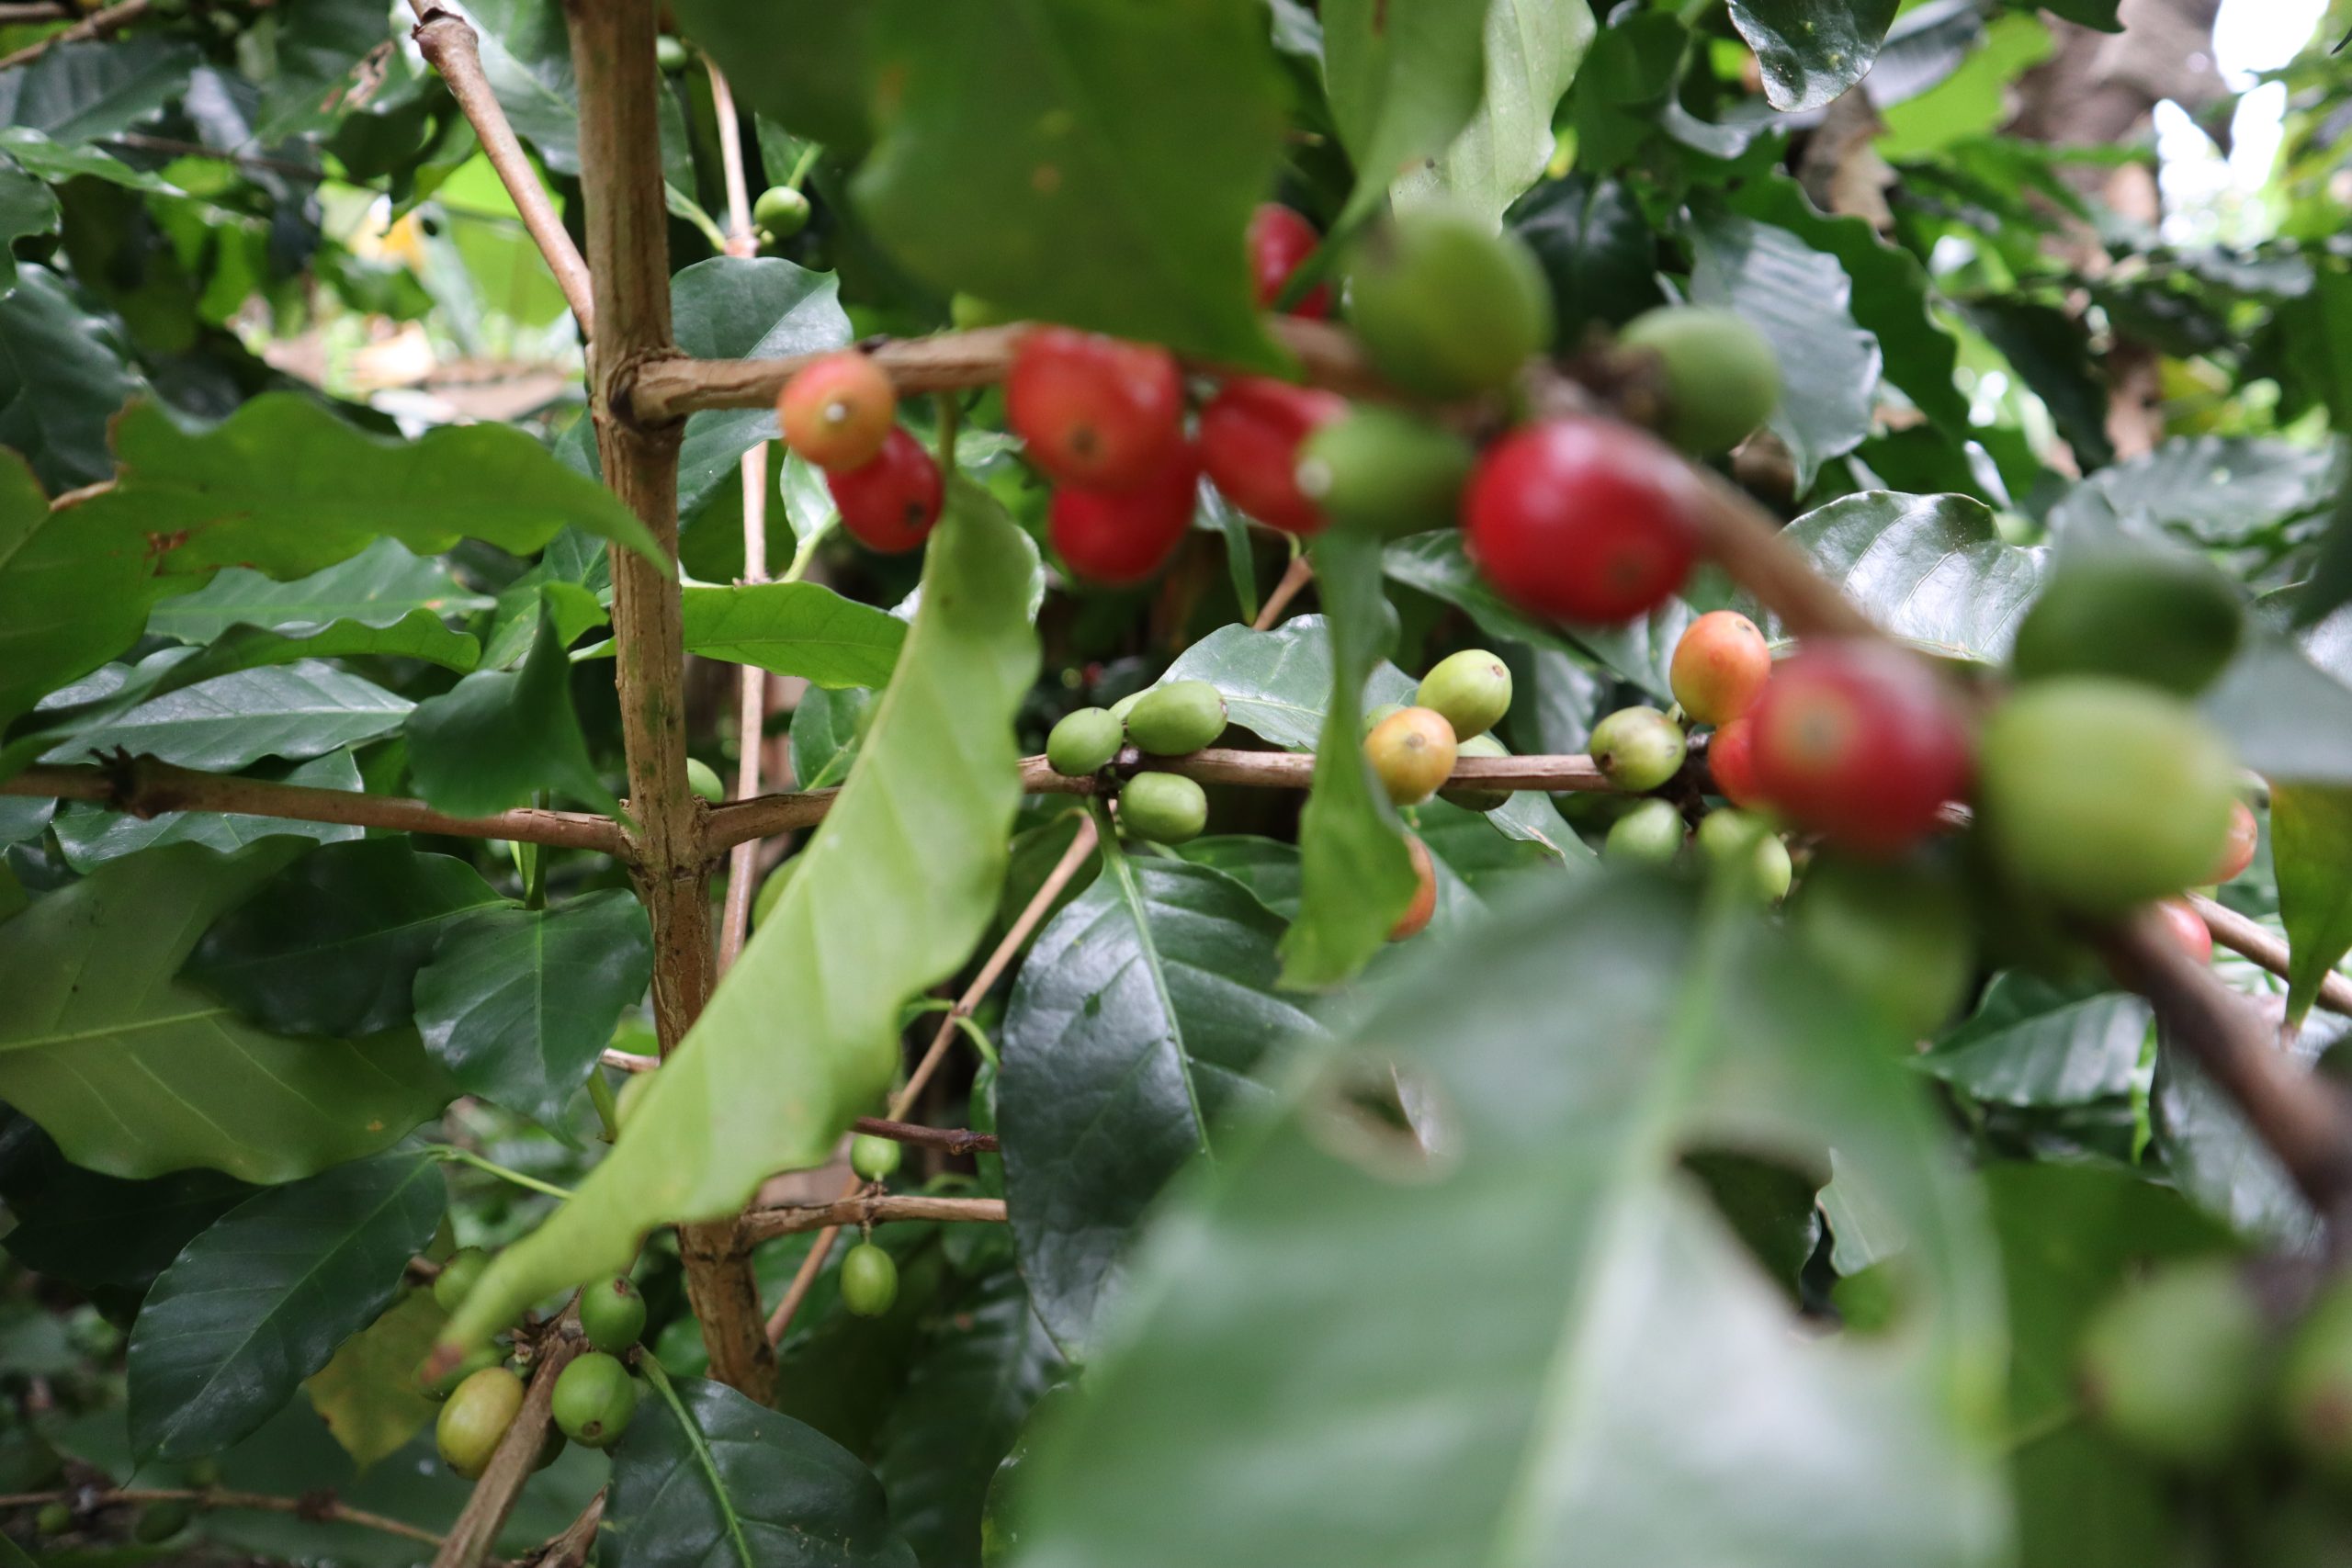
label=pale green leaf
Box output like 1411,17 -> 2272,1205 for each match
1392,0 -> 1596,225
681,581 -> 907,688
2271,784 -> 2352,1030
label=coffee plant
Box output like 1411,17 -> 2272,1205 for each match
0,0 -> 2346,1564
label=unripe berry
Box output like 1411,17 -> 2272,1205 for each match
1439,732 -> 1511,813
841,1242 -> 899,1318
1705,716 -> 1763,808
1589,706 -> 1686,793
1125,680 -> 1227,756
2212,799 -> 2258,885
1791,854 -> 1974,1039
1416,649 -> 1510,739
685,757 -> 725,804
1694,809 -> 1791,901
827,427 -> 942,554
1048,442 -> 1201,587
1346,202 -> 1551,400
1604,798 -> 1684,864
779,351 -> 896,471
550,1351 -> 637,1450
752,861 -> 797,930
1748,640 -> 1971,856
417,1341 -> 504,1401
1363,706 -> 1457,807
2078,1259 -> 2267,1470
1199,378 -> 1347,536
434,1247 -> 491,1313
1389,835 -> 1437,941
654,33 -> 690,72
1462,417 -> 1702,625
1248,204 -> 1330,319
2155,897 -> 2213,964
850,1133 -> 902,1183
1046,707 -> 1125,777
1619,306 -> 1781,455
752,184 -> 810,241
578,1273 -> 647,1354
1295,407 -> 1475,538
34,1503 -> 70,1535
1670,611 -> 1770,727
436,1366 -> 524,1480
1118,773 -> 1208,844
1006,327 -> 1184,490
2010,540 -> 2243,698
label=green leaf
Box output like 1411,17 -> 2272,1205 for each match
788,683 -> 871,792
1726,0 -> 1898,111
40,659 -> 413,771
1280,530 -> 1419,989
2154,1010 -> 2330,1246
1321,0 -> 1489,225
1001,854 -> 1324,1351
459,0 -> 696,196
187,839 -> 508,1040
1923,974 -> 2149,1108
668,259 -> 854,522
0,126 -> 177,192
2203,621 -> 2352,785
1174,835 -> 1304,919
681,581 -> 907,688
52,750 -> 366,871
1159,615 -> 1414,750
127,1153 -> 445,1460
1381,529 -> 1678,694
0,265 -> 145,491
0,445 -> 158,730
0,37 -> 197,143
1391,0 -> 1596,225
141,613 -> 481,694
413,890 -> 655,1132
148,536 -> 492,645
0,158 -> 59,292
1687,209 -> 1882,491
255,0 -> 417,140
0,1116 -> 252,1294
2047,434 -> 2341,547
404,602 -> 618,817
442,478 -> 1039,1351
854,0 -> 1288,366
1023,872 -> 2007,1563
605,1372 -> 916,1568
304,1286 -> 446,1474
1962,299 -> 2112,472
1510,174 -> 1664,350
64,394 -> 662,583
672,0 -> 877,152
1770,491 -> 2047,663
2271,784 -> 2352,1030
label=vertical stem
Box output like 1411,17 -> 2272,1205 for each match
563,0 -> 776,1406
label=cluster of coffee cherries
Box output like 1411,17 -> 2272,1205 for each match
1358,649 -> 1521,940
1045,681 -> 1231,844
421,1247 -> 648,1477
777,349 -> 944,555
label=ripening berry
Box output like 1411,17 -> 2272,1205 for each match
1619,307 -> 1781,456
828,427 -> 942,554
1046,707 -> 1125,777
1748,640 -> 1972,856
1670,611 -> 1771,727
1345,202 -> 1551,400
1118,773 -> 1208,844
1462,417 -> 1703,625
1200,378 -> 1347,535
1588,706 -> 1687,793
1390,835 -> 1437,941
550,1351 -> 638,1450
436,1367 -> 525,1480
1125,680 -> 1227,756
1416,649 -> 1511,740
2079,1259 -> 2267,1470
1604,798 -> 1684,865
2212,799 -> 2258,885
1248,204 -> 1331,318
851,1133 -> 903,1183
1006,327 -> 1185,490
1364,706 -> 1458,807
2155,897 -> 2213,964
841,1243 -> 899,1318
778,351 -> 896,471
1048,442 -> 1201,587
1705,716 -> 1763,808
578,1273 -> 647,1354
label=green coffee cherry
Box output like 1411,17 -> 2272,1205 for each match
752,859 -> 797,929
1047,707 -> 1124,776
1619,306 -> 1781,456
578,1273 -> 647,1355
654,33 -> 690,72
1589,706 -> 1687,793
1417,649 -> 1511,740
418,1340 -> 505,1402
1124,681 -> 1227,756
841,1243 -> 899,1318
2010,540 -> 2244,698
1118,773 -> 1208,844
851,1133 -> 902,1183
1295,408 -> 1476,537
1694,810 -> 1791,901
434,1247 -> 491,1313
1439,733 -> 1512,813
1346,202 -> 1553,400
436,1366 -> 525,1480
1604,799 -> 1684,864
2284,1281 -> 2352,1478
2079,1258 -> 2267,1469
35,1502 -> 72,1535
1792,855 -> 1975,1040
550,1351 -> 638,1450
752,185 -> 810,242
685,757 -> 726,804
133,1502 -> 192,1544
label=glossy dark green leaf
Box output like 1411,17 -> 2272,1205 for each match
0,158 -> 58,291
443,479 -> 1038,1351
0,843 -> 447,1182
677,261 -> 853,516
673,0 -> 876,152
1770,491 -> 2047,664
459,0 -> 695,195
1389,0 -> 1595,224
187,840 -> 508,1040
604,1374 -> 917,1568
788,683 -> 870,792
1510,174 -> 1664,349
52,750 -> 365,871
2271,784 -> 2352,1029
0,265 -> 144,492
1726,0 -> 1898,110
128,1154 -> 444,1461
874,1269 -> 1067,1566
1159,615 -> 1412,751
1688,210 -> 1882,491
255,0 -> 417,139
681,581 -> 906,688
1001,853 -> 1321,1351
2202,624 -> 2352,785
1962,299 -> 2112,472
853,0 -> 1286,366
1023,872 -> 2006,1565
1281,531 -> 1419,987
0,1114 -> 252,1293
404,603 -> 618,817
1381,529 -> 1678,694
1172,835 -> 1303,919
2047,434 -> 2341,546
2154,1010 -> 2330,1246
1321,0 -> 1488,224
0,37 -> 197,142
1924,974 -> 2148,1108
2034,0 -> 2120,29
0,444 -> 158,731
148,536 -> 492,644
413,890 -> 655,1131
40,659 -> 413,771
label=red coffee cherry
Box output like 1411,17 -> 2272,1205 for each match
1049,442 -> 1202,587
1389,835 -> 1437,941
2155,897 -> 2213,964
777,351 -> 896,471
1670,610 -> 1771,727
826,427 -> 942,554
1748,639 -> 1972,855
1199,378 -> 1348,536
1006,327 -> 1185,490
1461,417 -> 1703,625
2211,799 -> 2257,884
1706,716 -> 1763,808
1248,204 -> 1330,319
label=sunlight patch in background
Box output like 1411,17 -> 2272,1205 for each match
2156,0 -> 2328,243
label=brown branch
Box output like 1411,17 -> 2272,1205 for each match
1254,554 -> 1315,631
741,1193 -> 1006,1243
2191,893 -> 2352,1018
0,0 -> 149,72
0,5 -> 73,23
517,1491 -> 603,1568
851,1115 -> 1000,1156
563,0 -> 774,1406
4,759 -> 628,855
0,1487 -> 441,1547
408,4 -> 594,330
430,1314 -> 584,1568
